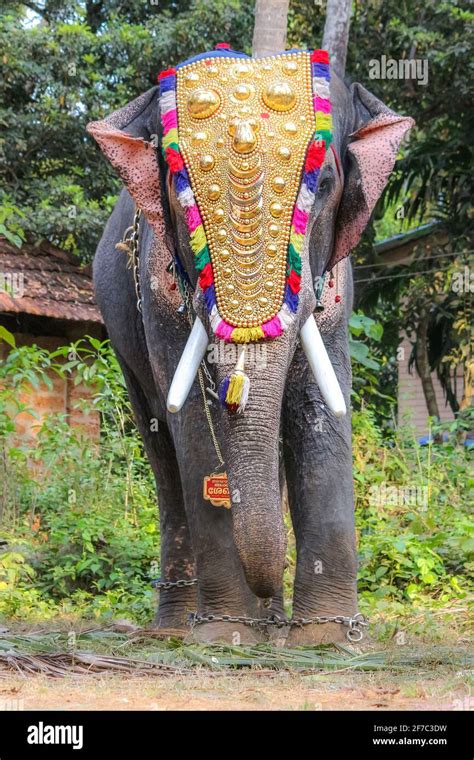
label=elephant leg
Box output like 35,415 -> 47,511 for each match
170,397 -> 267,644
118,356 -> 196,631
283,350 -> 358,646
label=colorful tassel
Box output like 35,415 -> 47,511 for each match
219,349 -> 250,414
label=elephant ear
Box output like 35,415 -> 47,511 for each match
327,83 -> 415,271
87,87 -> 164,234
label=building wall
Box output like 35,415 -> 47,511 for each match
397,335 -> 464,436
1,333 -> 100,441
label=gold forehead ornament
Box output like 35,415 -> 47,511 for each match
177,52 -> 314,328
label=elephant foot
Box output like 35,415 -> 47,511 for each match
187,621 -> 266,645
286,621 -> 352,647
151,615 -> 191,637
267,624 -> 289,648
152,608 -> 193,633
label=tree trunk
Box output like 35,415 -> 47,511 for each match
252,0 -> 290,57
416,309 -> 440,420
322,0 -> 352,78
460,358 -> 474,411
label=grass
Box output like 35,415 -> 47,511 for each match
0,627 -> 472,679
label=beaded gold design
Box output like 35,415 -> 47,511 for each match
176,52 -> 314,328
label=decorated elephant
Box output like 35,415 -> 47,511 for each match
87,46 -> 413,644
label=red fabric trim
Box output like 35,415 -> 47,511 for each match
305,142 -> 326,172
165,147 -> 184,173
158,68 -> 176,80
199,263 -> 214,289
287,270 -> 301,294
311,50 -> 330,64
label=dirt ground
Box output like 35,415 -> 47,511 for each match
0,668 -> 470,711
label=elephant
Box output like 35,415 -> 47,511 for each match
87,46 -> 413,645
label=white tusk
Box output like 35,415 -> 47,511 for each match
167,317 -> 209,413
299,315 -> 347,418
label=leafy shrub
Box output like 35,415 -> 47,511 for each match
0,337 -> 158,623
0,335 -> 472,633
353,405 -> 473,632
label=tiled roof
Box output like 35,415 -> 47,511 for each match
0,238 -> 103,323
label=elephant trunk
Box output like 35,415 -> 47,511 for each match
216,338 -> 291,599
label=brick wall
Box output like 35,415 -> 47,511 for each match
1,333 -> 100,441
397,335 -> 464,436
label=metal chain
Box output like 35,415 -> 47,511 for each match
153,579 -> 368,642
197,369 -> 225,468
290,613 -> 369,643
191,613 -> 274,629
152,578 -> 197,590
130,208 -> 142,313
116,207 -> 142,313
180,276 -> 225,469
190,612 -> 368,642
120,207 -> 224,468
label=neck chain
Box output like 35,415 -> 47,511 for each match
116,207 -> 224,470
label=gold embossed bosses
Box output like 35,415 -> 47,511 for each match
187,89 -> 221,119
262,82 -> 297,112
176,53 -> 314,328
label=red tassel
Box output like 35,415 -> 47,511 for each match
215,43 -> 231,49
311,50 -> 329,64
199,262 -> 214,289
165,148 -> 184,174
159,68 -> 176,80
287,270 -> 301,294
305,142 -> 326,172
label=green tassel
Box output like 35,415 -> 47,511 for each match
195,245 -> 211,270
287,244 -> 302,275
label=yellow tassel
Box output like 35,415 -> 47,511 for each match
226,373 -> 245,405
315,112 -> 332,132
162,128 -> 179,149
190,225 -> 207,254
232,326 -> 265,343
219,348 -> 250,413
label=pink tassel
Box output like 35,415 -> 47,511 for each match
262,315 -> 283,338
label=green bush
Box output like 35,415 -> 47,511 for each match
353,405 -> 473,635
0,337 -> 158,623
0,335 -> 472,633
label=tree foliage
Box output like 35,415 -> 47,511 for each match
0,0 -> 254,260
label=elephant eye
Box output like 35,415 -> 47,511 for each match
318,177 -> 331,194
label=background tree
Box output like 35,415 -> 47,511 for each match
252,0 -> 289,56
0,0 -> 254,260
322,0 -> 352,77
